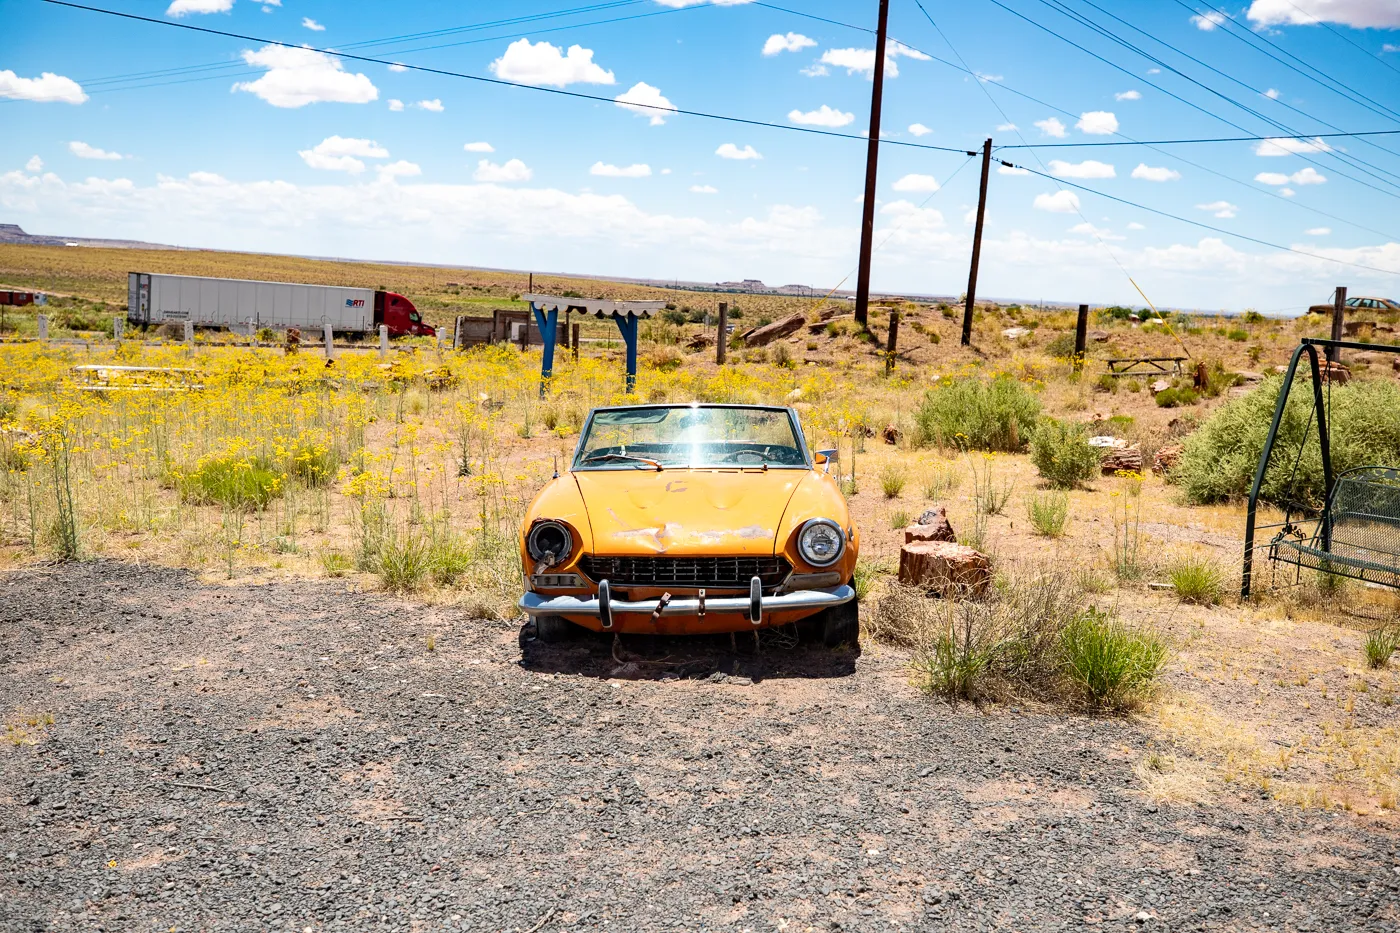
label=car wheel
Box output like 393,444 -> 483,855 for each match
820,596 -> 860,648
534,614 -> 577,643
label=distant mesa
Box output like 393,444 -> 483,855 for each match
0,222 -> 176,250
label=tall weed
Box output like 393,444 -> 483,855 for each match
913,375 -> 1041,452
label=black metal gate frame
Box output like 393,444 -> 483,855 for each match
1241,337 -> 1400,598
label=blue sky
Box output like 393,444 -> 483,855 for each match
3,0 -> 1400,311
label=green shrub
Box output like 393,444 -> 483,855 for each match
1097,305 -> 1135,323
1045,333 -> 1076,359
429,533 -> 473,586
913,376 -> 1041,452
771,342 -> 796,369
175,455 -> 284,511
287,441 -> 340,487
661,308 -> 688,327
879,461 -> 908,499
1059,608 -> 1167,709
1027,491 -> 1070,537
888,508 -> 910,530
1168,555 -> 1223,605
319,551 -> 353,577
1030,418 -> 1101,489
1154,386 -> 1199,408
1226,328 -> 1248,342
1174,377 -> 1400,507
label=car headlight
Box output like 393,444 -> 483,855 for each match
798,518 -> 845,567
526,521 -> 573,563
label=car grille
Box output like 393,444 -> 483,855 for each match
580,555 -> 791,589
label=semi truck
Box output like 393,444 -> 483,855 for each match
126,272 -> 436,339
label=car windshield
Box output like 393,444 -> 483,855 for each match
575,406 -> 807,469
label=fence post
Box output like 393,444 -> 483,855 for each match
113,315 -> 124,342
38,313 -> 49,342
1329,286 -> 1346,364
323,322 -> 334,360
572,322 -> 580,360
379,324 -> 389,359
885,309 -> 899,374
184,321 -> 194,350
1073,303 -> 1089,373
717,302 -> 728,365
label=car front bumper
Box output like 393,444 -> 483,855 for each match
519,582 -> 854,628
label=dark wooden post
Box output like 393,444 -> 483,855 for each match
1329,286 -> 1346,364
716,302 -> 728,364
1073,303 -> 1089,373
961,138 -> 993,347
885,309 -> 899,374
852,0 -> 890,328
528,272 -> 533,294
572,322 -> 580,360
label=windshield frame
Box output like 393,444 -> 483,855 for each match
570,404 -> 813,471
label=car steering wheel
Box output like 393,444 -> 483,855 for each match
724,448 -> 768,463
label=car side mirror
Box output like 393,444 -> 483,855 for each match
815,449 -> 838,472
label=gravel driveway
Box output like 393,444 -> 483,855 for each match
2,561 -> 1397,932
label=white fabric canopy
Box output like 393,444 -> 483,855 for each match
522,294 -> 665,319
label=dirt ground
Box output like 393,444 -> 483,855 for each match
4,561 -> 1399,933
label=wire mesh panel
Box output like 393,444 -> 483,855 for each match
1271,467 -> 1400,589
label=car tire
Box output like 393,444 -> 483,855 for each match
533,614 -> 577,643
819,596 -> 860,647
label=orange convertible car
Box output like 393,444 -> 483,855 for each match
518,403 -> 860,645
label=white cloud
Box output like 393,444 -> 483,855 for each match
818,43 -> 928,80
1068,222 -> 1124,241
69,141 -> 123,161
1254,136 -> 1333,156
1049,159 -> 1116,179
415,98 -> 444,112
590,162 -> 651,178
463,142 -> 494,153
1306,227 -> 1331,236
298,136 -> 389,173
233,45 -> 378,108
377,160 -> 421,179
1386,44 -> 1400,53
25,156 -> 43,172
762,32 -> 816,56
1127,222 -> 1146,230
473,158 -> 532,183
1280,187 -> 1296,197
1034,117 -> 1067,138
654,0 -> 756,6
302,17 -> 325,31
1131,163 -> 1181,182
166,0 -> 233,14
613,82 -> 676,125
908,123 -> 932,137
1147,68 -> 1161,74
1264,88 -> 1280,99
892,173 -> 940,193
1191,11 -> 1228,29
388,63 -> 408,73
0,70 -> 87,104
1197,200 -> 1238,219
715,143 -> 762,160
387,99 -> 404,111
881,200 -> 945,230
1034,190 -> 1081,213
689,184 -> 718,194
1076,111 -> 1119,135
661,168 -> 672,175
800,63 -> 829,77
789,105 -> 854,127
996,122 -> 1017,132
997,165 -> 1031,176
1247,0 -> 1400,28
489,38 -> 614,87
1255,167 -> 1327,185
1115,90 -> 1141,101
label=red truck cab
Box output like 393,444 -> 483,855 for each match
376,291 -> 436,338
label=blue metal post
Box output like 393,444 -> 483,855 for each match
532,303 -> 558,397
612,312 -> 639,393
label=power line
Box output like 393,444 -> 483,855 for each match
1004,161 -> 1400,278
1279,0 -> 1400,79
995,129 -> 1400,148
35,0 -> 977,156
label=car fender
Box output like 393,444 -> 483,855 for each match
775,470 -> 859,579
520,475 -> 593,570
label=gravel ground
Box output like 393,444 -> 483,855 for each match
2,561 -> 1398,932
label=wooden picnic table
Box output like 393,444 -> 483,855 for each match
1102,357 -> 1188,378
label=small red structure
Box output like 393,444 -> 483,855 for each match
0,291 -> 34,307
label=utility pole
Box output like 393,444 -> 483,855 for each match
853,0 -> 890,329
961,138 -> 993,346
1330,285 -> 1346,364
1073,303 -> 1089,373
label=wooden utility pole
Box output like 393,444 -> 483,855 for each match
852,0 -> 890,329
1073,303 -> 1089,373
716,302 -> 728,364
961,138 -> 993,347
1329,286 -> 1346,364
885,309 -> 899,374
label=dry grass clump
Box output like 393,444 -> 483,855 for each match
1168,554 -> 1225,605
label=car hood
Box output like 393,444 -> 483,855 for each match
572,468 -> 805,555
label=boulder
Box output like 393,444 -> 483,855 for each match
898,541 -> 991,596
686,332 -> 714,351
1320,360 -> 1351,385
1150,379 -> 1172,394
904,506 -> 956,544
809,314 -> 852,334
744,312 -> 806,347
1100,445 -> 1144,475
1087,329 -> 1110,343
1002,327 -> 1031,340
1153,443 -> 1184,475
881,424 -> 902,445
1393,357 -> 1400,374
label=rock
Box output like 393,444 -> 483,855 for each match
1099,445 -> 1143,475
1088,436 -> 1127,449
880,424 -> 901,445
808,314 -> 852,334
897,541 -> 991,596
1002,327 -> 1030,340
1150,379 -> 1172,394
686,332 -> 714,351
743,313 -> 806,347
905,507 -> 956,544
1318,361 -> 1351,385
1235,370 -> 1265,383
1153,444 -> 1184,475
1393,357 -> 1400,373
1087,329 -> 1110,342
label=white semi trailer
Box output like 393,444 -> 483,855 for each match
125,272 -> 435,338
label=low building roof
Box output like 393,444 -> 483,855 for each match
522,293 -> 666,319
